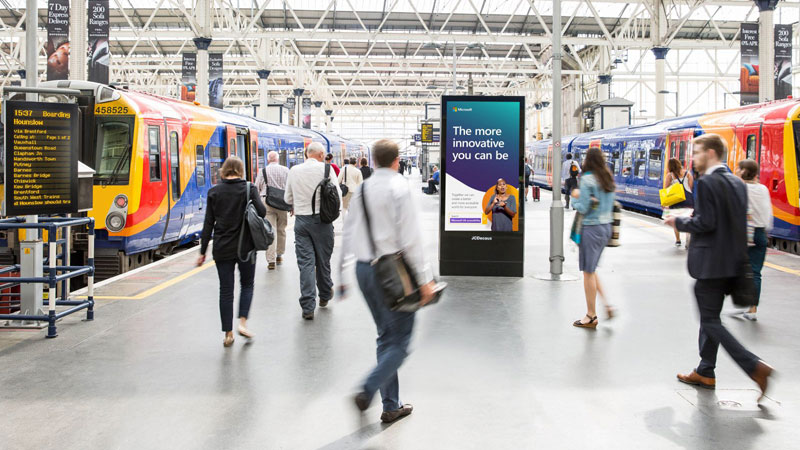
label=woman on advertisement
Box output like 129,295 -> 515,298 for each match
483,178 -> 517,232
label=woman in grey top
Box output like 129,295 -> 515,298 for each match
484,178 -> 517,232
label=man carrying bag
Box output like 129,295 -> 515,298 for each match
256,151 -> 291,270
664,134 -> 773,400
339,139 -> 436,423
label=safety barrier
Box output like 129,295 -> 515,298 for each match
0,217 -> 95,338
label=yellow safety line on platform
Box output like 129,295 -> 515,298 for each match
764,261 -> 800,277
84,261 -> 217,300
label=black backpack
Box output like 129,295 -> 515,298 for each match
313,163 -> 341,224
569,162 -> 579,178
238,182 -> 275,263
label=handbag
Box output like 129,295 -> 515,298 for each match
262,168 -> 292,211
607,201 -> 622,247
715,174 -> 757,307
339,166 -> 350,197
361,182 -> 421,311
659,179 -> 686,207
238,182 -> 275,263
570,212 -> 584,244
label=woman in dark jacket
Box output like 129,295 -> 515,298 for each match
197,156 -> 267,347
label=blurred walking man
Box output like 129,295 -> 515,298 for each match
664,133 -> 773,400
256,151 -> 290,270
341,139 -> 436,423
338,157 -> 363,211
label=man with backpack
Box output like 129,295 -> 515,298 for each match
285,142 -> 342,320
564,153 -> 581,209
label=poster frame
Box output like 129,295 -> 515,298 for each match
438,95 -> 525,277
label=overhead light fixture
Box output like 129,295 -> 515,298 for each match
426,85 -> 439,90
422,42 -> 442,50
466,43 -> 485,50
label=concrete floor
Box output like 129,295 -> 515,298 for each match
1,172 -> 799,450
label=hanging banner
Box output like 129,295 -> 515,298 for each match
181,53 -> 197,102
775,24 -> 793,101
209,53 -> 224,109
740,23 -> 759,106
302,98 -> 311,129
439,96 -> 525,277
46,0 -> 70,81
87,0 -> 110,84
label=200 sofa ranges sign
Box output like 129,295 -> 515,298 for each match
443,100 -> 520,232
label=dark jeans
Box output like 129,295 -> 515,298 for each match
694,278 -> 760,378
294,215 -> 334,313
427,179 -> 439,194
216,259 -> 256,332
748,227 -> 768,306
356,262 -> 415,412
564,178 -> 578,208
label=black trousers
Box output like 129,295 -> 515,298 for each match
564,178 -> 577,208
216,259 -> 256,332
427,179 -> 439,194
694,278 -> 759,378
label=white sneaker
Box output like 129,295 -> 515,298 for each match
743,312 -> 757,321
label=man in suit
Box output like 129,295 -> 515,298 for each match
664,133 -> 773,400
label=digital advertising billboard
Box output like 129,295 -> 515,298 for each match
439,96 -> 525,277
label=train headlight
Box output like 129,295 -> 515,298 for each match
114,195 -> 128,208
106,212 -> 126,232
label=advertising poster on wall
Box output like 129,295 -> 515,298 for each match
302,98 -> 311,129
775,24 -> 793,101
88,0 -> 110,84
180,53 -> 197,102
439,96 -> 525,277
209,53 -> 224,109
740,23 -> 759,106
46,0 -> 70,81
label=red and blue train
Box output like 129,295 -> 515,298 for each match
528,98 -> 800,254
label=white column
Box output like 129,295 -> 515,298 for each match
196,46 -> 209,105
652,47 -> 669,120
194,0 -> 212,105
70,0 -> 87,80
758,3 -> 776,103
257,69 -> 270,119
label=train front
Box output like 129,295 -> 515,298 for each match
777,105 -> 800,252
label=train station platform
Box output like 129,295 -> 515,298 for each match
1,173 -> 799,449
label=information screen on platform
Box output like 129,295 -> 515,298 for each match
442,98 -> 522,232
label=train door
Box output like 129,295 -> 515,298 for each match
144,121 -> 169,240
193,141 -> 208,235
250,130 -> 260,180
225,125 -> 237,158
737,123 -> 762,165
163,119 -> 185,241
666,129 -> 694,169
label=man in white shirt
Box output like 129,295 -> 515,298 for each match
284,142 -> 342,319
255,151 -> 290,270
338,157 -> 363,210
341,139 -> 435,424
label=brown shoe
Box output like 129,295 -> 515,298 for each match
750,360 -> 774,401
677,370 -> 716,389
380,404 -> 413,423
276,255 -> 283,265
573,315 -> 598,329
268,262 -> 276,270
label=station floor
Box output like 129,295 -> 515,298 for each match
2,172 -> 799,450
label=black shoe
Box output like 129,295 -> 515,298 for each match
319,298 -> 329,308
354,392 -> 371,412
380,404 -> 413,423
302,311 -> 314,320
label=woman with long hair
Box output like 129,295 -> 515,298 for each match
571,148 -> 616,328
198,156 -> 267,347
664,158 -> 694,247
483,178 -> 517,231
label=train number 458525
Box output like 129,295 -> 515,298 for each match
95,106 -> 129,115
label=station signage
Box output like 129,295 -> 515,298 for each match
3,101 -> 79,216
421,123 -> 434,143
439,96 -> 525,277
413,133 -> 439,143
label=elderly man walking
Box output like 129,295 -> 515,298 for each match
256,151 -> 290,270
285,142 -> 342,320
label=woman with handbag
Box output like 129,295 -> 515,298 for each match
198,156 -> 267,347
736,159 -> 773,321
571,148 -> 616,328
664,158 -> 694,247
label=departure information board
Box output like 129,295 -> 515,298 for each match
421,123 -> 434,143
4,100 -> 79,216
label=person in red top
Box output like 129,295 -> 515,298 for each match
325,153 -> 340,176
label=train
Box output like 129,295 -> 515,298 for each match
527,98 -> 800,254
2,80 -> 369,279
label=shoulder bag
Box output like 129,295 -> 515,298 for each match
263,167 -> 292,211
238,181 -> 275,263
659,175 -> 686,207
361,182 -> 421,311
715,173 -> 757,307
339,166 -> 350,197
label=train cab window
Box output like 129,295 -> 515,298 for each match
148,126 -> 162,181
195,145 -> 206,187
746,135 -> 757,160
169,131 -> 180,200
236,134 -> 247,162
679,141 -> 687,163
94,117 -> 133,185
648,150 -> 662,181
669,141 -> 676,159
622,150 -> 632,177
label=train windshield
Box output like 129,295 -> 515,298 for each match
794,122 -> 800,184
94,117 -> 134,185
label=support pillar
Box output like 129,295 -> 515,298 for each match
194,37 -> 212,105
325,109 -> 333,133
598,75 -> 612,102
652,47 -> 670,120
293,88 -> 305,127
25,0 -> 37,95
70,0 -> 87,80
756,1 -> 779,103
257,69 -> 270,120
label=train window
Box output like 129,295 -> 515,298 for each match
94,118 -> 133,185
679,141 -> 687,163
169,131 -> 180,200
236,134 -> 247,161
669,141 -> 676,159
648,150 -> 662,181
612,151 -> 620,175
793,122 -> 800,182
209,145 -> 225,185
622,150 -> 632,177
229,139 -> 236,158
148,126 -> 162,182
746,135 -> 757,160
195,145 -> 206,187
